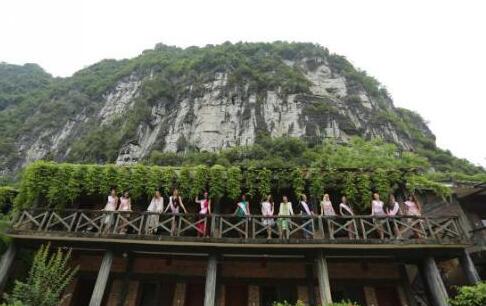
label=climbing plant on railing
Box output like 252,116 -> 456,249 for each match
13,160 -> 449,210
226,166 -> 242,200
245,167 -> 259,198
178,167 -> 192,199
209,165 -> 226,200
192,165 -> 209,198
258,168 -> 272,198
355,173 -> 372,211
342,171 -> 358,205
291,168 -> 305,197
372,168 -> 391,201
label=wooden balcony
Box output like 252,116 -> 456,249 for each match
6,209 -> 470,257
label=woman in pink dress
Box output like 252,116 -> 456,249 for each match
102,188 -> 118,234
118,191 -> 132,234
261,195 -> 275,239
195,191 -> 211,237
371,193 -> 386,239
321,193 -> 336,236
404,194 -> 423,238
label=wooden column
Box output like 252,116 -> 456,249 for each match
399,265 -> 417,306
116,253 -> 135,306
89,250 -> 114,306
305,263 -> 316,306
204,254 -> 218,306
459,250 -> 481,284
315,251 -> 332,305
422,257 -> 448,306
0,244 -> 16,293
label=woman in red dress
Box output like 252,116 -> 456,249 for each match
195,191 -> 211,237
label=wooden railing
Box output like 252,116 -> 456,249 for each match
10,209 -> 467,244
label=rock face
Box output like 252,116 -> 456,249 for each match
0,43 -> 434,172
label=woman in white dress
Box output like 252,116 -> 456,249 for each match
386,194 -> 401,237
261,195 -> 275,239
146,190 -> 164,234
102,188 -> 118,234
371,193 -> 386,239
339,195 -> 355,239
118,191 -> 132,234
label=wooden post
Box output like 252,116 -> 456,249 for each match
399,265 -> 417,306
0,244 -> 16,293
116,252 -> 134,306
459,250 -> 481,284
305,263 -> 317,306
89,250 -> 114,306
204,254 -> 218,306
315,251 -> 332,305
422,257 -> 448,306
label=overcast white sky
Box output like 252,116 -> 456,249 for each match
1,0 -> 485,167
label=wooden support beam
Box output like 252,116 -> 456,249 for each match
316,251 -> 332,305
89,250 -> 113,306
305,263 -> 317,306
116,252 -> 134,306
204,254 -> 218,306
422,257 -> 448,306
399,265 -> 417,306
0,244 -> 16,293
459,250 -> 481,284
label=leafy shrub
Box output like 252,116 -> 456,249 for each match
3,243 -> 78,306
449,282 -> 486,306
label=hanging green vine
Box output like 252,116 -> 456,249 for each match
291,168 -> 305,197
209,165 -> 226,200
342,171 -> 358,204
13,161 -> 449,210
178,167 -> 192,199
192,165 -> 209,198
245,167 -> 259,197
258,168 -> 272,198
145,166 -> 163,196
309,168 -> 324,199
160,167 -> 177,196
355,173 -> 372,211
372,168 -> 391,201
226,166 -> 242,200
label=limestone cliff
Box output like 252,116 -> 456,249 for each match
0,42 -> 434,174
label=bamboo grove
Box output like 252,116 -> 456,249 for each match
12,161 -> 452,212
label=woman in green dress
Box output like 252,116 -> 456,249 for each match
233,194 -> 250,237
278,195 -> 294,239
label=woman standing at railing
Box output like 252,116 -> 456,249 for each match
299,194 -> 313,239
339,196 -> 355,239
320,193 -> 336,235
386,194 -> 401,237
164,189 -> 188,235
234,194 -> 250,218
278,195 -> 294,239
371,193 -> 386,239
404,194 -> 423,238
146,190 -> 164,234
118,191 -> 132,234
261,195 -> 275,239
102,188 -> 118,234
195,191 -> 211,237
